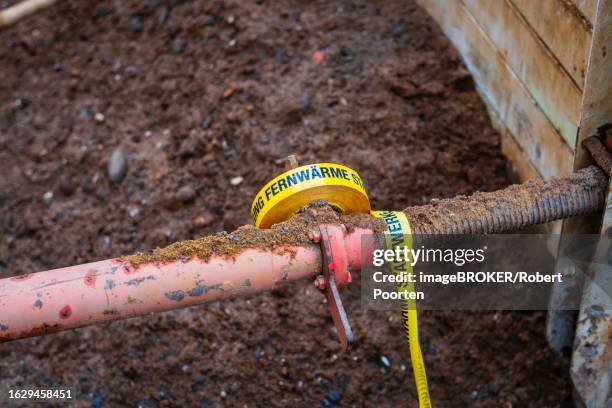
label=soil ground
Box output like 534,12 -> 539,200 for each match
0,0 -> 572,406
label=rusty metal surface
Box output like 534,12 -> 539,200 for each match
583,135 -> 612,174
571,175 -> 612,408
404,166 -> 607,235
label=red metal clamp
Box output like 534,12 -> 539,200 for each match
314,224 -> 354,351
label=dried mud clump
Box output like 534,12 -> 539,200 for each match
125,203 -> 380,267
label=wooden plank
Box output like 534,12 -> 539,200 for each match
487,106 -> 564,235
487,106 -> 542,181
416,0 -> 574,179
572,0 -> 597,23
463,0 -> 582,149
500,127 -> 541,181
511,0 -> 592,88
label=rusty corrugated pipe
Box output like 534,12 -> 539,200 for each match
404,166 -> 607,235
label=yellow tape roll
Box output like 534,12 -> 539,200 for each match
251,163 -> 370,228
371,210 -> 432,408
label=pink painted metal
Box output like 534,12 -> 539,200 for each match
0,227 -> 374,343
318,224 -> 354,350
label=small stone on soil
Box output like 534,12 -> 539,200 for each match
201,14 -> 215,26
136,397 -> 156,408
486,380 -> 500,395
177,185 -> 196,203
172,38 -> 184,54
338,374 -> 351,387
312,50 -> 325,64
43,191 -> 54,203
130,17 -> 144,33
94,112 -> 105,123
325,389 -> 341,404
300,92 -> 313,110
201,116 -> 213,128
107,148 -> 127,183
159,8 -> 170,25
91,389 -> 107,408
167,24 -> 181,37
230,176 -> 243,186
275,48 -> 289,64
194,215 -> 207,227
380,355 -> 391,367
125,65 -> 139,77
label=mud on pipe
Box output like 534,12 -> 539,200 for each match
0,165 -> 607,342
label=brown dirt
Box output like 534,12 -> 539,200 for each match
0,0 -> 572,407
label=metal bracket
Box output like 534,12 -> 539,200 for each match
316,224 -> 354,351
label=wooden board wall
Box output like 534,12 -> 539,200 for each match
513,0 -> 592,88
463,0 -> 582,147
416,0 -> 602,181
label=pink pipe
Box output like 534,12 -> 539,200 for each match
0,227 -> 374,342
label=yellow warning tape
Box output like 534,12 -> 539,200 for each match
371,210 -> 432,408
251,163 -> 370,228
252,164 -> 431,406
